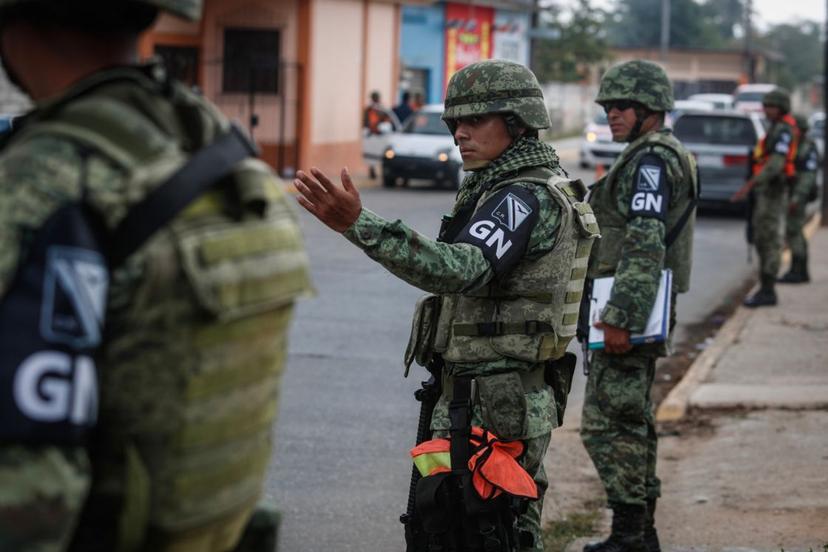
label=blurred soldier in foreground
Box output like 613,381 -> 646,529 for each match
581,60 -> 697,552
295,59 -> 599,551
732,87 -> 799,306
0,1 -> 311,550
779,114 -> 819,284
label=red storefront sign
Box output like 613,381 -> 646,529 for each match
444,3 -> 494,93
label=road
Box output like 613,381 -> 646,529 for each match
265,140 -> 756,551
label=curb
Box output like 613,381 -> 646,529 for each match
656,212 -> 823,422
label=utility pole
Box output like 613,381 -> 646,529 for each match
822,0 -> 827,225
744,0 -> 754,82
660,0 -> 670,62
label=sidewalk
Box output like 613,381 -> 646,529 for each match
654,224 -> 828,549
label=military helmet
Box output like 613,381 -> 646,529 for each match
0,0 -> 201,20
762,88 -> 791,113
596,60 -> 674,112
442,59 -> 550,130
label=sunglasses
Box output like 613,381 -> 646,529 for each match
602,100 -> 637,114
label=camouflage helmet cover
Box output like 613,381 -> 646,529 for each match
596,60 -> 674,112
762,88 -> 791,113
0,0 -> 201,20
442,59 -> 551,130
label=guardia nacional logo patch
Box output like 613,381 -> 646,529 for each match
492,192 -> 533,231
637,165 -> 662,192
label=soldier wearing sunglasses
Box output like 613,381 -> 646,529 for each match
580,60 -> 698,552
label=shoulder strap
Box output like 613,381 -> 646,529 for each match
108,123 -> 258,267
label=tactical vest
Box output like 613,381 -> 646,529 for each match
431,168 -> 599,364
795,138 -> 818,172
753,113 -> 800,179
1,67 -> 311,549
587,130 -> 698,293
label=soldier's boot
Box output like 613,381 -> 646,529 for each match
232,507 -> 280,552
583,504 -> 646,552
778,256 -> 810,284
642,498 -> 661,552
743,274 -> 777,308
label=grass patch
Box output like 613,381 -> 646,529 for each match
542,508 -> 602,552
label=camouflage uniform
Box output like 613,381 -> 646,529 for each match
0,2 -> 311,551
744,88 -> 798,306
581,60 -> 697,552
780,116 -> 819,283
346,60 -> 598,551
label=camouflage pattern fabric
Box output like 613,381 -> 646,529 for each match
786,137 -> 819,259
587,130 -> 696,334
595,60 -> 674,112
0,64 -> 311,551
344,136 -> 564,550
753,119 -> 796,277
0,0 -> 202,20
581,127 -> 694,509
443,59 -> 550,130
580,351 -> 660,506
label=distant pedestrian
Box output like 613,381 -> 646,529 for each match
392,91 -> 414,126
412,91 -> 425,111
363,90 -> 391,135
779,114 -> 819,283
581,60 -> 698,552
732,88 -> 800,306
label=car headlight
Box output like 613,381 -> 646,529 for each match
436,149 -> 451,162
384,147 -> 395,160
586,131 -> 597,143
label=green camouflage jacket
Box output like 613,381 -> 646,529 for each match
0,64 -> 310,550
344,137 -> 564,439
792,137 -> 819,204
754,117 -> 797,193
587,128 -> 696,336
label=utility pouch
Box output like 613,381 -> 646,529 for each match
544,353 -> 577,426
476,372 -> 528,441
404,294 -> 442,376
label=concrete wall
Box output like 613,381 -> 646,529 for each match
400,4 -> 445,104
541,82 -> 599,136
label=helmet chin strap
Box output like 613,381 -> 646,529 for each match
626,107 -> 648,142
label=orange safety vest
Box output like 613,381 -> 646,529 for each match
753,113 -> 800,178
410,426 -> 538,501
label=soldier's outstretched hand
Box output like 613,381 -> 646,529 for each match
295,167 -> 363,233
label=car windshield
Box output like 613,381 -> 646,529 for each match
593,112 -> 608,125
674,115 -> 757,146
735,92 -> 767,103
404,111 -> 450,135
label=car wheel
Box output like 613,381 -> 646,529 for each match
383,175 -> 396,188
369,165 -> 377,179
579,160 -> 589,169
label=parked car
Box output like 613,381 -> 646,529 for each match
362,109 -> 402,179
672,110 -> 766,206
733,83 -> 776,113
687,93 -> 734,110
381,104 -> 465,189
579,111 -> 626,169
668,99 -> 715,126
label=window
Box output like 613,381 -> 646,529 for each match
674,115 -> 757,146
155,45 -> 199,88
223,28 -> 280,94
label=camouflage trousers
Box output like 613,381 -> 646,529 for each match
784,199 -> 808,260
580,351 -> 660,507
752,188 -> 786,277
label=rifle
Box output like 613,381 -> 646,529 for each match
744,145 -> 756,262
401,356 -> 443,551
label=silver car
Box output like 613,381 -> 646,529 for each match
672,110 -> 766,206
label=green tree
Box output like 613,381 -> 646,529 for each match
606,0 -> 727,49
533,0 -> 611,82
700,0 -> 745,44
757,20 -> 823,89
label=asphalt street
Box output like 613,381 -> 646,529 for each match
265,142 -> 756,551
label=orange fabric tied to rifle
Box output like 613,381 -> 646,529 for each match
410,426 -> 538,500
